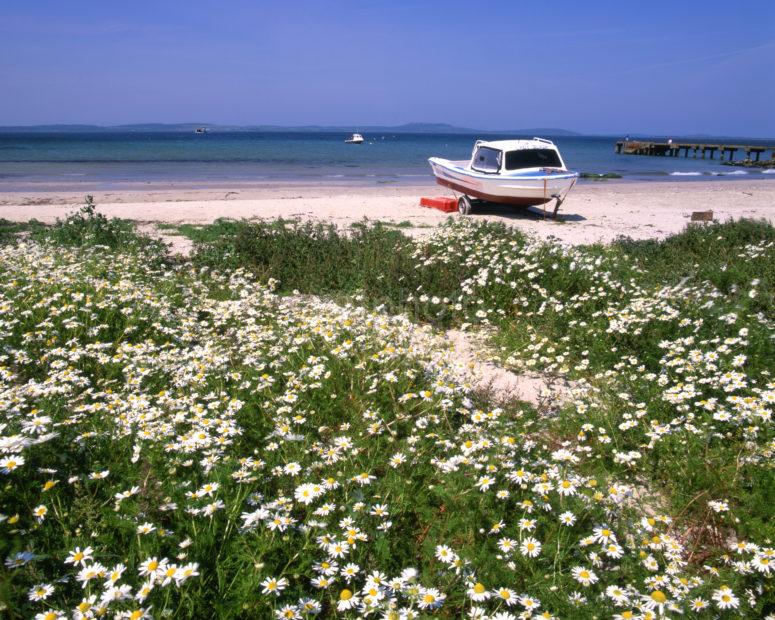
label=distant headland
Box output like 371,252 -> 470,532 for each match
0,122 -> 582,136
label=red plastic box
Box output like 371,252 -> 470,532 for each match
420,196 -> 457,213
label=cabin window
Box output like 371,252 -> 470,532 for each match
471,146 -> 501,173
505,148 -> 562,170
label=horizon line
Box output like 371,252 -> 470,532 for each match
0,122 -> 773,140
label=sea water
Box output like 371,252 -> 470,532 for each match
0,131 -> 772,191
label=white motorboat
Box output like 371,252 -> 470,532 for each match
429,138 -> 578,215
345,133 -> 364,144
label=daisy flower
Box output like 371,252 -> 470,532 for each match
28,583 -> 55,602
417,587 -> 445,610
571,566 -> 598,586
467,582 -> 490,601
712,586 -> 739,610
520,537 -> 542,558
64,546 -> 94,567
336,588 -> 360,611
496,587 -> 518,606
260,576 -> 288,596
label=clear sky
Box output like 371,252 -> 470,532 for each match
2,0 -> 774,136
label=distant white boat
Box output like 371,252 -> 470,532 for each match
429,138 -> 578,215
345,133 -> 364,144
195,127 -> 208,134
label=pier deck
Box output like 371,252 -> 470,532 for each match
615,141 -> 775,161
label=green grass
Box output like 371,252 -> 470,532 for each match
164,219 -> 248,243
189,214 -> 775,546
190,218 -> 505,323
1,211 -> 773,617
612,218 -> 775,295
0,219 -> 44,245
30,196 -> 166,256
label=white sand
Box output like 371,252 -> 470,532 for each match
1,180 -> 774,245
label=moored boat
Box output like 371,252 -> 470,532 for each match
345,133 -> 364,144
428,138 -> 578,215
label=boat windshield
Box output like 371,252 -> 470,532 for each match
505,148 -> 562,170
471,146 -> 501,173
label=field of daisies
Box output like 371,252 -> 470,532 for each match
1,202 -> 773,619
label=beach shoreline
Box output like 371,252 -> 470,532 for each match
1,178 -> 774,246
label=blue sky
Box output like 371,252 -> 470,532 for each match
2,0 -> 774,136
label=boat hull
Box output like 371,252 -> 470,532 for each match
429,158 -> 578,206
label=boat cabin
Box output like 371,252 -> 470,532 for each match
470,138 -> 566,174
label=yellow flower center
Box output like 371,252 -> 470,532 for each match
473,582 -> 486,594
651,590 -> 667,603
423,594 -> 436,604
340,589 -> 353,601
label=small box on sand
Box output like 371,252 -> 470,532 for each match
691,210 -> 714,222
420,196 -> 457,213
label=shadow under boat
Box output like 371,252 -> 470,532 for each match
468,200 -> 586,222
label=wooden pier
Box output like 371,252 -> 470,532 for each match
615,140 -> 775,161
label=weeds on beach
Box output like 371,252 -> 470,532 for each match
0,219 -> 43,246
0,204 -> 773,618
32,195 -> 164,255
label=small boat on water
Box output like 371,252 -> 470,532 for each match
429,138 -> 578,215
195,127 -> 209,134
345,133 -> 364,144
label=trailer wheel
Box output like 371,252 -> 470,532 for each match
458,195 -> 472,215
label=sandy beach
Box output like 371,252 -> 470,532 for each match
1,179 -> 774,246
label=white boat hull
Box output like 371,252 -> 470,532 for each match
429,157 -> 578,206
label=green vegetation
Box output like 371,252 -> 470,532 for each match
612,218 -> 775,293
29,195 -> 165,256
0,219 -> 43,245
0,202 -> 772,618
579,172 -> 623,180
190,219 -> 489,322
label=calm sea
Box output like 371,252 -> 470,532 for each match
0,131 -> 773,191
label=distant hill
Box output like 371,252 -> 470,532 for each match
0,123 -> 215,133
0,122 -> 582,136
